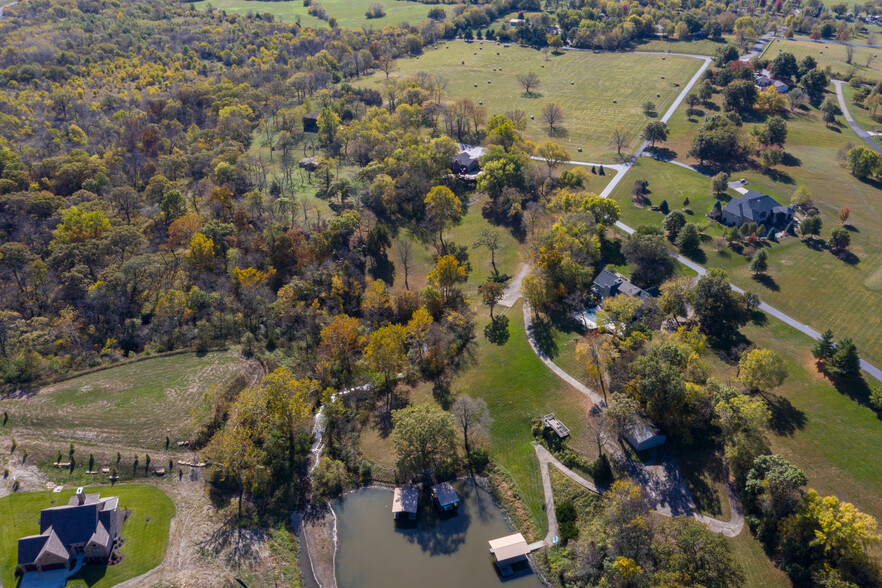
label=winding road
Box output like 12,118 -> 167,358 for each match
0,1 -> 16,18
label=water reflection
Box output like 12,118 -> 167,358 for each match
333,481 -> 543,588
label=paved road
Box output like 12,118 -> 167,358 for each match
833,80 -> 882,153
740,30 -> 780,61
0,1 -> 16,18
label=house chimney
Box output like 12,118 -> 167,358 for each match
76,487 -> 85,504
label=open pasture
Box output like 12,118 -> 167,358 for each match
191,0 -> 433,30
368,42 -> 703,161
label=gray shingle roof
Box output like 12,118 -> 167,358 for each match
593,269 -> 622,290
722,190 -> 791,223
18,535 -> 49,565
40,503 -> 100,546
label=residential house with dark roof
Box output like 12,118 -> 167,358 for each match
18,488 -> 124,573
721,190 -> 793,227
591,269 -> 652,302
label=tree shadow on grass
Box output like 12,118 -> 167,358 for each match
752,273 -> 780,291
680,247 -> 707,264
760,391 -> 807,436
530,317 -> 558,360
844,224 -> 859,232
645,146 -> 678,161
826,372 -> 878,415
780,152 -> 802,167
600,237 -> 627,267
758,165 -> 795,184
547,127 -> 569,138
835,249 -> 861,265
802,237 -> 827,252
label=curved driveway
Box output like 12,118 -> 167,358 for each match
0,2 -> 17,18
833,79 -> 882,153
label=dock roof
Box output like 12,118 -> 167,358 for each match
489,533 -> 530,562
392,487 -> 419,514
431,482 -> 459,507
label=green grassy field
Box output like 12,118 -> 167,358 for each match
761,38 -> 882,82
2,351 -> 251,451
363,43 -> 703,161
0,484 -> 175,588
191,0 -> 432,29
842,83 -> 882,132
635,35 -> 734,57
647,82 -> 882,369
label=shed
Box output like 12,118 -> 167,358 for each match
299,157 -> 320,172
431,482 -> 460,512
489,533 -> 530,576
623,418 -> 666,452
392,487 -> 419,520
509,18 -> 526,26
542,414 -> 570,439
773,80 -> 789,93
302,112 -> 320,133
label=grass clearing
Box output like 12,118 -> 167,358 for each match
191,0 -> 432,30
0,484 -> 175,588
842,82 -> 882,132
762,38 -> 882,82
450,301 -> 598,534
363,42 -> 703,161
635,35 -> 734,56
2,351 -> 253,450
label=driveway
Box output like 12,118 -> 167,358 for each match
19,555 -> 84,588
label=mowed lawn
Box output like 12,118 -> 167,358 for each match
842,83 -> 882,132
762,38 -> 882,82
653,87 -> 882,369
451,301 -> 597,535
3,351 -> 251,450
191,0 -> 432,30
365,43 -> 703,161
0,484 -> 175,588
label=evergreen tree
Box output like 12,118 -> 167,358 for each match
749,249 -> 768,274
828,338 -> 861,378
812,329 -> 836,362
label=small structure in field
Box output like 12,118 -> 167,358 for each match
489,533 -> 530,576
431,482 -> 460,513
299,157 -> 320,172
302,112 -> 320,133
542,414 -> 570,439
392,487 -> 419,521
623,418 -> 666,452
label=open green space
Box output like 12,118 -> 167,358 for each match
649,84 -> 882,369
842,82 -> 882,132
761,38 -> 882,82
191,0 -> 432,30
635,34 -> 734,57
3,351 -> 251,450
0,484 -> 175,588
364,42 -> 703,161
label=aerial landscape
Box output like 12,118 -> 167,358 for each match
3,0 -> 882,586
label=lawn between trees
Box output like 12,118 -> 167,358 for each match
641,79 -> 882,369
364,42 -> 703,161
761,38 -> 882,83
0,484 -> 175,588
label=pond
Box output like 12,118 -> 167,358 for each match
332,481 -> 544,588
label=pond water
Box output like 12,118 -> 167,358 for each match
332,481 -> 544,588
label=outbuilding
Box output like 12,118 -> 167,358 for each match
489,533 -> 530,576
431,482 -> 460,513
623,418 -> 666,452
392,487 -> 419,521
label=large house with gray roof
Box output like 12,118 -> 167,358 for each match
18,488 -> 124,573
721,190 -> 793,228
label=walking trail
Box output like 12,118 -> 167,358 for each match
0,1 -> 16,18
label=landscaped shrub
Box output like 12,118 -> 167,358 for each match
556,500 -> 579,543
